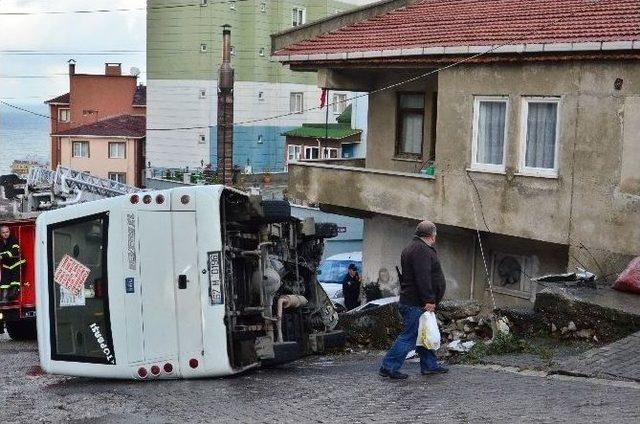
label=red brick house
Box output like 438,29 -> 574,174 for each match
45,61 -> 146,186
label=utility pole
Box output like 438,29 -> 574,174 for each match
217,24 -> 234,186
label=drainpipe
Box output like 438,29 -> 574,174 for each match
217,24 -> 234,186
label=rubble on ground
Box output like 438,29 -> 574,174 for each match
337,298 -> 494,352
337,301 -> 403,349
535,285 -> 640,343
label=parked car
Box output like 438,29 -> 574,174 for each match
317,252 -> 362,312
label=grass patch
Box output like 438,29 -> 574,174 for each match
461,332 -> 554,365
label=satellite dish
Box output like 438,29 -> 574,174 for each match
130,67 -> 141,76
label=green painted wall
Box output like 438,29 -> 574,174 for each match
147,0 -> 354,82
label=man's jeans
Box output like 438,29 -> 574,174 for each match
381,303 -> 439,373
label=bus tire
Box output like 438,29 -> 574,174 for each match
261,200 -> 291,222
6,320 -> 37,341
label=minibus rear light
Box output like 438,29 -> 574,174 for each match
189,358 -> 199,369
150,365 -> 160,376
164,363 -> 173,373
180,195 -> 190,205
155,194 -> 165,204
137,367 -> 148,378
142,195 -> 152,204
130,195 -> 139,204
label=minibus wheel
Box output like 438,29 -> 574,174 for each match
261,200 -> 291,223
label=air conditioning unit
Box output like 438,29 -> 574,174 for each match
491,253 -> 533,296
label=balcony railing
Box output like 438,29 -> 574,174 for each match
288,160 -> 436,219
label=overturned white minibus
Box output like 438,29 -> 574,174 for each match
36,186 -> 343,379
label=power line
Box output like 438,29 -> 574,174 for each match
149,0 -> 605,130
0,50 -> 145,56
0,100 -> 52,119
4,0 -> 604,131
0,0 -> 253,16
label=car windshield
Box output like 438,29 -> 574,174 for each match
317,260 -> 361,284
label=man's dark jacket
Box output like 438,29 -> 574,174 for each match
399,236 -> 446,307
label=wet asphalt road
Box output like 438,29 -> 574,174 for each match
2,333 -> 640,423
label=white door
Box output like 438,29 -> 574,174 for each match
138,212 -> 179,363
172,212 -> 204,376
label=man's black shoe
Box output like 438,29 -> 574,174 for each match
379,367 -> 408,379
378,367 -> 390,377
421,366 -> 449,375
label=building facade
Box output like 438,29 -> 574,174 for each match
273,0 -> 640,306
45,62 -> 146,186
146,0 -> 371,173
52,115 -> 146,187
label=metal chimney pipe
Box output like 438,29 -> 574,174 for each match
217,24 -> 234,186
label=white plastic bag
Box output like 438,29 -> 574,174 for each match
416,311 -> 441,350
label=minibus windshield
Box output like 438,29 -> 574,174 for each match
47,213 -> 115,364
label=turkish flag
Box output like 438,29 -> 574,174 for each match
320,88 -> 328,109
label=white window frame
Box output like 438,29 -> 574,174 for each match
287,145 -> 302,162
323,147 -> 340,159
292,7 -> 306,27
108,172 -> 127,184
290,92 -> 304,114
198,134 -> 206,144
519,96 -> 561,178
58,108 -> 70,123
72,141 -> 89,158
332,93 -> 348,115
259,47 -> 265,57
258,91 -> 265,101
304,146 -> 319,160
108,142 -> 126,159
471,96 -> 509,174
199,88 -> 207,99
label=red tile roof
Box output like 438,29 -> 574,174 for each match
53,115 -> 146,138
275,0 -> 640,56
45,93 -> 70,104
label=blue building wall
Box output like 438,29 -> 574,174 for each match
210,125 -> 295,172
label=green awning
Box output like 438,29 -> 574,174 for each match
282,124 -> 362,140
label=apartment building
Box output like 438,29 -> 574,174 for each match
146,0 -> 372,173
273,0 -> 640,306
45,62 -> 146,186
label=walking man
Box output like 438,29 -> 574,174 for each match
0,225 -> 24,303
379,220 -> 448,379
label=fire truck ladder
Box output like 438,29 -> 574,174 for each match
24,166 -> 139,210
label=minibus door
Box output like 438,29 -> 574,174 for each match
172,211 -> 204,376
137,212 -> 179,364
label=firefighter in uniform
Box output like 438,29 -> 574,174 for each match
0,225 -> 25,303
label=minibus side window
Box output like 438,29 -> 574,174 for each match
47,213 -> 115,364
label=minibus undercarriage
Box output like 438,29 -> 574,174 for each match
220,191 -> 342,369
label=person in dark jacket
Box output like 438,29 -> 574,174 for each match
342,263 -> 361,310
0,225 -> 25,303
379,220 -> 448,379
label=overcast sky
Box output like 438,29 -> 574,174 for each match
0,0 -> 375,106
0,0 -> 146,105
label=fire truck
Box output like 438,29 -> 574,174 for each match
0,167 -> 139,340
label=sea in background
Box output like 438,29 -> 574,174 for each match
0,103 -> 50,175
